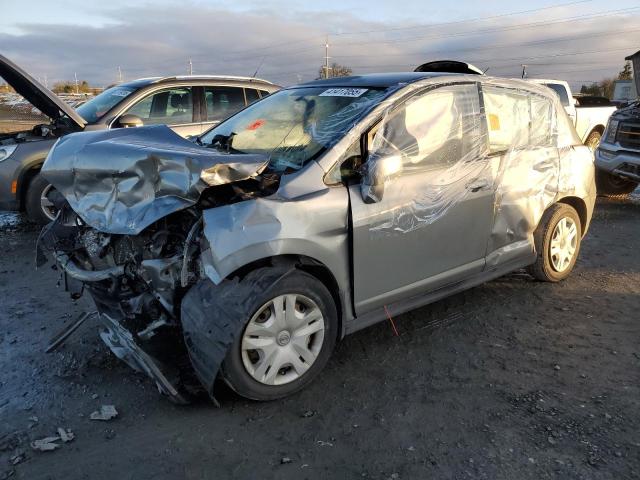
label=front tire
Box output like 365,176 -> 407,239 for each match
595,169 -> 638,198
528,203 -> 582,282
25,173 -> 57,224
220,269 -> 338,401
584,130 -> 602,152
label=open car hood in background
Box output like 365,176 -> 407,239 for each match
0,53 -> 87,129
42,125 -> 269,234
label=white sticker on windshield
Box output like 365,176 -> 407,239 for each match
319,88 -> 368,98
111,90 -> 131,97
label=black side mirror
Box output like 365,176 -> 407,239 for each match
117,114 -> 144,128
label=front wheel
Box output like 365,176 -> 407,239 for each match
25,173 -> 58,224
220,269 -> 338,401
595,169 -> 638,198
585,130 -> 602,152
528,203 -> 582,282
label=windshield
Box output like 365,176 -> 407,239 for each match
76,85 -> 136,123
200,86 -> 388,172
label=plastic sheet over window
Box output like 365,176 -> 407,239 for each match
359,78 -> 584,238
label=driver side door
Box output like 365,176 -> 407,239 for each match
348,82 -> 496,315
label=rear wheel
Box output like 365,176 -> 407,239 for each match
528,203 -> 582,282
220,269 -> 338,401
595,169 -> 638,198
25,173 -> 58,224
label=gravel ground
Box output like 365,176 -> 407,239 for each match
0,195 -> 639,480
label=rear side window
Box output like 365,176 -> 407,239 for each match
122,87 -> 193,125
544,83 -> 570,106
245,89 -> 260,105
258,90 -> 271,98
204,87 -> 245,122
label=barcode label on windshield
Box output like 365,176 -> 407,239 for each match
319,88 -> 368,97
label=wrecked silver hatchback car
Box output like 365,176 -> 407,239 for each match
38,72 -> 596,403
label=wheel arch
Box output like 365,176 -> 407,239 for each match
557,196 -> 588,237
223,254 -> 346,338
16,163 -> 43,210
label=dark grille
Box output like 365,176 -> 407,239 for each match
617,122 -> 640,150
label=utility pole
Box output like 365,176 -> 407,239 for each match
189,58 -> 193,75
74,72 -> 79,94
324,35 -> 330,79
44,74 -> 48,89
117,66 -> 123,83
521,64 -> 527,79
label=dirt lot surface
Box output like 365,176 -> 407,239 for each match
1,196 -> 639,480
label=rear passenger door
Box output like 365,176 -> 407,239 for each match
201,86 -> 249,132
481,85 -> 560,265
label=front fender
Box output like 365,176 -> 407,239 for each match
199,187 -> 351,296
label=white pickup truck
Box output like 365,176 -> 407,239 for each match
528,79 -> 616,151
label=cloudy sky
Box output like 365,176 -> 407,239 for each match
1,0 -> 638,88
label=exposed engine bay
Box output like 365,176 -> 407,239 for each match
37,152 -> 280,403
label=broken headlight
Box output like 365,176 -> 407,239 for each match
604,119 -> 619,144
0,144 -> 18,162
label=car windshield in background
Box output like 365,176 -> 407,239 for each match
75,85 -> 136,123
200,86 -> 388,172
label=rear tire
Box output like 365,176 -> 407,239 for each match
595,169 -> 638,198
220,269 -> 338,401
528,203 -> 582,282
25,173 -> 57,224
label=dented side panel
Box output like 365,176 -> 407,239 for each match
199,183 -> 351,311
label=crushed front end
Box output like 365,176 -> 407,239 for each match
36,125 -> 278,403
38,205 -> 204,403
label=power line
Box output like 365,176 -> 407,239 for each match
331,0 -> 594,36
332,7 -> 640,48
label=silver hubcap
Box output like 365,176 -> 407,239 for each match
550,217 -> 578,272
241,294 -> 325,386
40,184 -> 58,221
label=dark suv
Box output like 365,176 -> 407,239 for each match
0,54 -> 279,223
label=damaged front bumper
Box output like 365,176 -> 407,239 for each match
98,313 -> 189,404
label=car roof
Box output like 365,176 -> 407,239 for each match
293,72 -> 458,89
118,75 -> 278,89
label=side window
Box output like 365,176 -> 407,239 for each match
529,94 -> 554,146
484,86 -> 555,151
372,83 -> 484,171
204,87 -> 246,122
258,90 -> 270,98
483,87 -> 531,153
121,87 -> 193,125
245,88 -> 260,105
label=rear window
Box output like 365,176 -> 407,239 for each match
544,83 -> 570,107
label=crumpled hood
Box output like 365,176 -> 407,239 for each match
41,125 -> 269,234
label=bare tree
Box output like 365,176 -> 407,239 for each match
317,63 -> 353,80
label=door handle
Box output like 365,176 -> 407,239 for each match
467,179 -> 490,192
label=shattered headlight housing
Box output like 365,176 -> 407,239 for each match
604,119 -> 619,144
0,144 -> 18,162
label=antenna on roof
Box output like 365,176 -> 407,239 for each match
252,57 -> 265,78
521,64 -> 528,79
483,67 -> 490,74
